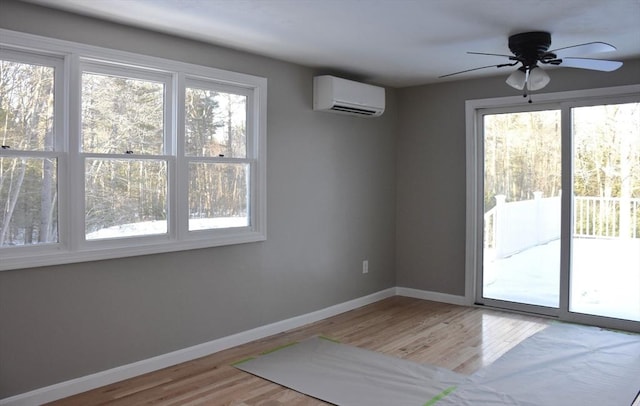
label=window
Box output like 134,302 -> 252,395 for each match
0,30 -> 267,271
184,81 -> 251,231
81,66 -> 171,240
0,51 -> 63,249
465,85 -> 640,332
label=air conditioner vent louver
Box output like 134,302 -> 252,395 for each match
330,105 -> 378,116
313,75 -> 385,117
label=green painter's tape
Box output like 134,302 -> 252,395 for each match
231,356 -> 255,366
260,341 -> 298,355
423,385 -> 457,406
318,335 -> 341,343
233,341 -> 300,366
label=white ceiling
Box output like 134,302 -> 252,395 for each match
22,0 -> 640,87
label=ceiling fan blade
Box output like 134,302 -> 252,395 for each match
467,51 -> 513,58
559,57 -> 623,72
551,42 -> 616,57
439,63 -> 516,78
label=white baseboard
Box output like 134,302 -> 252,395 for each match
396,286 -> 469,306
0,288 -> 396,406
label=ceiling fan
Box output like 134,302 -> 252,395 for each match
440,31 -> 623,101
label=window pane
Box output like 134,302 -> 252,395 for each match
570,102 -> 640,321
185,88 -> 246,158
82,72 -> 164,154
0,60 -> 55,151
85,159 -> 167,239
188,162 -> 249,230
482,110 -> 562,308
0,157 -> 58,246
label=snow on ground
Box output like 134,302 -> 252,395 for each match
484,238 -> 640,321
86,217 -> 248,239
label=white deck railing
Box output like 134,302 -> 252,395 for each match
484,194 -> 640,259
574,196 -> 640,239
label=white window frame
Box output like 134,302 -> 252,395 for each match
78,61 -> 174,248
465,84 -> 640,332
181,77 -> 256,240
0,29 -> 267,271
0,48 -> 66,258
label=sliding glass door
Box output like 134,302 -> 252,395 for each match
570,103 -> 640,322
482,109 -> 561,309
472,92 -> 639,330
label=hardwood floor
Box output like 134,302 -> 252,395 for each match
47,297 -> 554,405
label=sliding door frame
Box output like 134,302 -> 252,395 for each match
465,84 -> 640,333
473,102 -> 564,318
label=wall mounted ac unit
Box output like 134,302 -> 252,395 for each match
313,75 -> 385,117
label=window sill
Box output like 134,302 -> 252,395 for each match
0,229 -> 266,271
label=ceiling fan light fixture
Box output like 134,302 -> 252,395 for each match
527,66 -> 550,91
506,67 -> 527,90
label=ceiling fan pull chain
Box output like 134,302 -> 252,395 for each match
521,90 -> 533,103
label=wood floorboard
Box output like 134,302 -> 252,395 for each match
47,297 -> 556,405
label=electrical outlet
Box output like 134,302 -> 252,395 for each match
362,260 -> 369,274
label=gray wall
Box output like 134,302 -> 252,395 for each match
395,59 -> 640,295
0,1 -> 397,397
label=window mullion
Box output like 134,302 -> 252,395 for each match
175,72 -> 188,240
66,53 -> 84,251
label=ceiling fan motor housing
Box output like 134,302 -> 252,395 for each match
508,31 -> 555,66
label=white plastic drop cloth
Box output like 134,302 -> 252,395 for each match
234,336 -> 464,405
234,323 -> 640,406
441,322 -> 640,406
